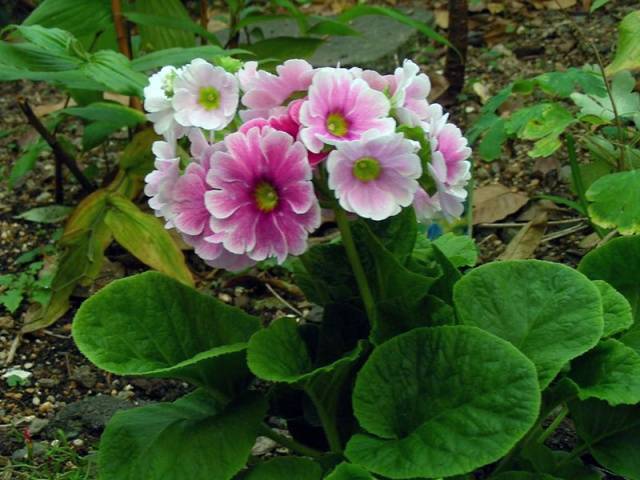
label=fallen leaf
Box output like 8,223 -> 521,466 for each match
579,232 -> 600,249
517,200 -> 562,221
500,211 -> 548,259
534,156 -> 561,174
544,0 -> 577,9
488,2 -> 505,13
473,184 -> 529,224
428,71 -> 450,101
435,9 -> 449,29
472,82 -> 492,104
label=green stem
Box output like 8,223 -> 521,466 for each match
559,443 -> 589,467
306,390 -> 343,454
257,423 -> 323,458
333,207 -> 377,328
537,405 -> 569,445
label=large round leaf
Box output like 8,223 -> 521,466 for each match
325,463 -> 374,479
593,280 -> 633,337
73,271 -> 260,396
240,457 -> 322,480
579,236 -> 640,321
100,390 -> 266,480
345,326 -> 540,479
571,399 -> 640,480
454,260 -> 603,389
586,170 -> 640,235
570,338 -> 640,405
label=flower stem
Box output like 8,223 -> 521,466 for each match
257,423 -> 323,458
333,207 -> 377,328
537,404 -> 569,445
306,389 -> 343,454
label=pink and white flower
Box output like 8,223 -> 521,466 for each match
172,59 -> 239,131
205,127 -> 320,263
238,59 -> 315,121
143,66 -> 187,141
144,140 -> 180,226
327,131 -> 422,221
299,68 -> 395,153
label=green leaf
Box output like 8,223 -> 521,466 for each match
12,25 -> 75,52
241,457 -> 322,480
593,280 -> 633,337
454,260 -> 603,389
535,67 -> 605,98
520,103 -> 574,158
131,46 -> 248,72
124,12 -> 220,47
478,117 -> 507,162
492,473 -> 561,480
345,325 -> 540,479
571,70 -> 640,121
325,463 -> 374,479
132,0 -> 195,51
432,232 -> 478,268
307,17 -> 359,36
338,5 -> 451,48
579,236 -> 640,322
0,42 -> 80,72
570,338 -> 640,405
0,289 -> 24,314
590,0 -> 611,12
606,11 -> 640,76
81,51 -> 148,97
586,170 -> 640,234
9,139 -> 48,188
62,102 -> 146,126
104,193 -> 193,286
242,37 -> 324,61
23,0 -> 113,40
15,205 -> 73,224
571,399 -> 640,479
73,271 -> 260,397
100,390 -> 267,480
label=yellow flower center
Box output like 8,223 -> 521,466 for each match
353,156 -> 381,182
326,113 -> 349,137
254,181 -> 279,212
198,86 -> 220,110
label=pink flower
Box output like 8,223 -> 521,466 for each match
299,68 -> 395,153
327,131 -> 421,221
413,188 -> 441,223
353,60 -> 431,127
205,127 -> 320,263
238,59 -> 315,121
172,59 -> 239,131
144,141 -> 180,226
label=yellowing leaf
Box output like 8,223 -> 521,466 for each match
606,11 -> 640,76
104,193 -> 193,286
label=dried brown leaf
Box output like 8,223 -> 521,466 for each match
473,184 -> 529,224
435,9 -> 449,29
500,211 -> 548,259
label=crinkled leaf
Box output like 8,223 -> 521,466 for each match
492,473 -> 561,480
73,271 -> 260,396
571,70 -> 640,121
0,289 -> 24,314
346,326 -> 540,479
478,117 -> 507,162
520,103 -> 574,158
586,170 -> 640,235
454,260 -> 603,388
535,67 -> 605,98
240,457 -> 322,480
571,399 -> 640,480
593,280 -> 633,337
133,0 -> 196,52
81,51 -> 147,97
570,338 -> 640,405
432,232 -> 478,267
606,11 -> 640,76
325,463 -> 374,479
125,12 -> 220,48
100,390 -> 266,480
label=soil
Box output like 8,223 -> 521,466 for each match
0,0 -> 636,477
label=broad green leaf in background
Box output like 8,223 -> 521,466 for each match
73,272 -> 260,397
432,232 -> 478,268
606,11 -> 640,76
104,193 -> 193,285
571,70 -> 640,122
23,0 -> 113,41
579,235 -> 640,322
492,473 -> 561,480
307,17 -> 360,36
345,326 -> 540,479
0,41 -> 81,72
242,37 -> 324,61
100,390 -> 267,480
16,205 -> 73,224
131,46 -> 247,71
124,12 -> 221,47
593,280 -> 633,337
571,399 -> 640,480
240,457 -> 322,480
535,67 -> 605,98
454,260 -> 603,389
118,128 -> 159,179
133,0 -> 195,52
478,117 -> 506,162
570,338 -> 640,405
586,170 -> 640,235
325,463 -> 374,480
520,103 -> 575,158
81,50 -> 148,97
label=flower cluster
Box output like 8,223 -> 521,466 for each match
144,57 -> 471,269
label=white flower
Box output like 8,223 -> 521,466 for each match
143,66 -> 186,141
172,58 -> 239,131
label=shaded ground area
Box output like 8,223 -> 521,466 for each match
0,0 -> 636,477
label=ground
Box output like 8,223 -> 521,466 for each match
0,0 -> 635,477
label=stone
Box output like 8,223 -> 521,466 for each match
70,365 -> 97,389
12,442 -> 47,460
219,9 -> 434,71
47,395 -> 133,438
37,377 -> 60,388
28,418 -> 50,435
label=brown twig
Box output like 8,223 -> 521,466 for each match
200,0 -> 209,43
112,0 -> 131,59
17,98 -> 95,194
441,0 -> 468,105
5,334 -> 21,366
